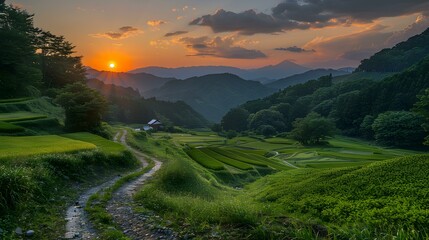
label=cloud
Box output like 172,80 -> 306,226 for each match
150,40 -> 171,49
275,46 -> 315,53
176,36 -> 267,59
190,1 -> 429,35
190,9 -> 303,35
147,20 -> 166,27
304,14 -> 429,61
164,31 -> 188,37
91,26 -> 143,40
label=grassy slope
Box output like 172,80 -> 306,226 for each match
0,111 -> 47,122
0,129 -> 138,239
0,98 -> 64,123
0,121 -> 25,133
135,131 -> 428,239
247,154 -> 429,238
0,135 -> 96,159
62,132 -> 125,154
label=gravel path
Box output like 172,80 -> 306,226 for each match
64,130 -> 175,239
64,131 -> 124,239
106,130 -> 177,240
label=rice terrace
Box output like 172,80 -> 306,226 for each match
1,0 -> 429,239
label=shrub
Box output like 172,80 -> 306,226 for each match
0,166 -> 37,213
372,111 -> 425,147
257,125 -> 277,137
226,130 -> 238,139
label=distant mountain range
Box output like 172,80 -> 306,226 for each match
267,69 -> 349,90
143,74 -> 276,122
86,67 -> 175,93
86,65 -> 357,122
129,60 -> 310,81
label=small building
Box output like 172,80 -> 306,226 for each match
147,119 -> 163,130
142,125 -> 152,131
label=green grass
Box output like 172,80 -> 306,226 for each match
0,135 -> 96,159
199,148 -> 253,170
210,148 -> 268,167
62,132 -> 125,154
185,148 -> 225,170
248,154 -> 429,238
0,121 -> 25,133
0,148 -> 138,239
0,111 -> 47,122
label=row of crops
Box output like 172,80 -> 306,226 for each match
185,147 -> 289,171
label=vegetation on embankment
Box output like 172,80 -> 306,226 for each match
129,131 -> 296,239
247,154 -> 429,239
132,130 -> 429,239
0,133 -> 138,239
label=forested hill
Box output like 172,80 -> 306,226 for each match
143,73 -> 275,122
267,69 -> 349,90
225,54 -> 429,145
356,27 -> 429,72
87,78 -> 208,128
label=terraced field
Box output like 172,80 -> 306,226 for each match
0,121 -> 25,133
185,148 -> 225,170
0,135 -> 96,159
155,132 -> 421,170
63,132 -> 126,154
0,111 -> 47,122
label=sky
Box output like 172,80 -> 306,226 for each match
9,0 -> 429,72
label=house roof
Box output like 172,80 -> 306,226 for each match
148,119 -> 162,125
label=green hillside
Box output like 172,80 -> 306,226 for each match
248,154 -> 429,237
268,69 -> 348,90
356,27 -> 429,72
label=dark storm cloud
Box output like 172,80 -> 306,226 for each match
164,31 -> 188,37
190,0 -> 429,35
189,9 -> 307,35
178,36 -> 267,59
275,46 -> 315,53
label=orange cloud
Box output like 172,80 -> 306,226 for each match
147,20 -> 166,27
90,26 -> 143,40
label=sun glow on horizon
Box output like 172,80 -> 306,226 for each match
109,63 -> 116,69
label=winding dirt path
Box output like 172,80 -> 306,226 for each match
106,130 -> 173,239
64,130 -> 171,239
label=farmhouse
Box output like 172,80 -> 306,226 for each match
147,119 -> 163,130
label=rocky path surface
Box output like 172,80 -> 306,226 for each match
64,130 -> 175,239
106,130 -> 177,240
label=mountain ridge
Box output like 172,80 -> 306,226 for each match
267,68 -> 349,90
129,60 -> 310,81
143,73 -> 276,122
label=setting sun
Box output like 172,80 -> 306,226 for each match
109,63 -> 116,69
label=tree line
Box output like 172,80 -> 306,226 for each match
0,3 -> 107,132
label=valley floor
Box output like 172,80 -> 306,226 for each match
1,127 -> 427,239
